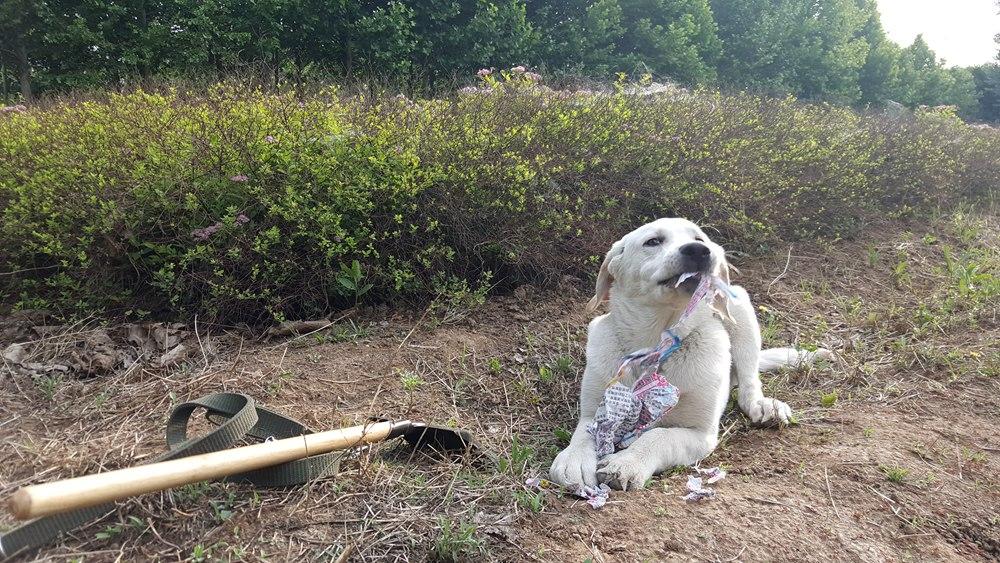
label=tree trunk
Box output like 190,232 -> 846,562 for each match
341,25 -> 352,76
2,59 -> 9,102
15,38 -> 32,102
137,0 -> 150,79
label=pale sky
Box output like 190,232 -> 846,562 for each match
876,0 -> 1000,67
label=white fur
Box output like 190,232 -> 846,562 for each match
549,218 -> 830,490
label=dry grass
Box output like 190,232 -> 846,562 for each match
1,209 -> 998,562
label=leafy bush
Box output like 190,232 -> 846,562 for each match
1,77 -> 997,322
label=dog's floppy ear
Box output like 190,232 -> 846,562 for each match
587,242 -> 622,314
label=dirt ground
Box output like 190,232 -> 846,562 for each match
1,210 -> 998,562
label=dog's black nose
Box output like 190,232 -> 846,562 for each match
679,242 -> 710,258
679,242 -> 711,270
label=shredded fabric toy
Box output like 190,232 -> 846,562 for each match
682,466 -> 727,502
525,477 -> 611,509
588,273 -> 736,457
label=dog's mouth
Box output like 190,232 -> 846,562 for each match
658,271 -> 703,291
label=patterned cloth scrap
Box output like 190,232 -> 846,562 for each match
525,477 -> 612,509
588,371 -> 680,457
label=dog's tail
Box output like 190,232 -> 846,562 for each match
759,348 -> 833,372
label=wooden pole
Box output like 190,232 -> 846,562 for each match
8,421 -> 397,520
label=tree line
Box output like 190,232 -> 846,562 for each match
2,0 -> 998,121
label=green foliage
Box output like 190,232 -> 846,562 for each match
33,374 -> 62,401
0,82 -> 997,322
970,64 -> 1000,123
538,365 -> 554,382
533,0 -> 721,82
713,0 -> 870,104
428,273 -> 492,326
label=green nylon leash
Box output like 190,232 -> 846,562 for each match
0,393 -> 343,559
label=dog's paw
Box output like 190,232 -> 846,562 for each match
549,444 -> 598,487
742,396 -> 793,425
596,450 -> 654,491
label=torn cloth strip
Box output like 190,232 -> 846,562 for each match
525,477 -> 611,509
682,466 -> 727,502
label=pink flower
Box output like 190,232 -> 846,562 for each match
511,65 -> 526,74
0,105 -> 26,113
477,68 -> 492,77
525,72 -> 542,82
192,223 -> 222,241
235,213 -> 249,225
265,135 -> 276,143
230,174 -> 248,182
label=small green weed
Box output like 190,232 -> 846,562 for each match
538,365 -> 553,382
399,370 -> 425,392
173,481 -> 213,504
820,390 -> 838,408
881,465 -> 910,483
499,435 -> 534,474
866,244 -> 880,267
267,370 -> 294,397
553,427 -> 572,445
335,260 -> 374,304
513,490 -> 545,513
553,356 -> 574,375
190,543 -> 214,562
209,489 -> 239,523
893,255 -> 911,287
95,524 -> 123,541
34,374 -> 62,401
433,518 -> 485,561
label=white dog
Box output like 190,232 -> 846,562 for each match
549,217 -> 829,490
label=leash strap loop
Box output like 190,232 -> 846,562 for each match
0,393 -> 341,559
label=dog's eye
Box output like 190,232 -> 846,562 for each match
643,237 -> 662,247
694,236 -> 705,242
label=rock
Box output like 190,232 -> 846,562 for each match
266,319 -> 332,337
158,343 -> 190,367
2,343 -> 26,364
884,100 -> 906,117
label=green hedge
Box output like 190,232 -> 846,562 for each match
1,78 -> 997,322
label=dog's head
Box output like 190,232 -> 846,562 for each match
587,218 -> 731,314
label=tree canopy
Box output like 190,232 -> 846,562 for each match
1,0 -> 997,121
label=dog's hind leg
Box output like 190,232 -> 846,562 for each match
759,347 -> 833,371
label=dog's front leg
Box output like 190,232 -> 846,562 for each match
596,427 -> 718,490
548,417 -> 599,487
724,285 -> 793,424
549,319 -> 621,488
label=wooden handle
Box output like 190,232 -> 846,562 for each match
8,421 -> 396,520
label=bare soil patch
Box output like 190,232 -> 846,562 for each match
2,212 -> 997,562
